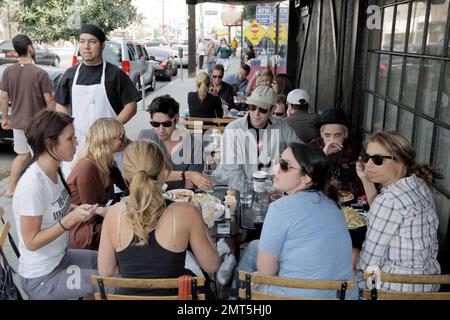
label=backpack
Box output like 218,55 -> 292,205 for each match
0,246 -> 23,300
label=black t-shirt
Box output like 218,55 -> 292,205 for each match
54,62 -> 141,115
188,92 -> 223,118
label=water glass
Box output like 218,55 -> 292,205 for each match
240,179 -> 253,205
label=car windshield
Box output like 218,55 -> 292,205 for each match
147,47 -> 168,58
0,41 -> 13,50
103,42 -> 122,66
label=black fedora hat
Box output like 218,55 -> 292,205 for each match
315,108 -> 353,129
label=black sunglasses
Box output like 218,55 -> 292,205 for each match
278,158 -> 301,172
150,119 -> 174,128
212,75 -> 223,79
248,105 -> 269,114
273,112 -> 285,117
119,132 -> 126,143
361,153 -> 395,166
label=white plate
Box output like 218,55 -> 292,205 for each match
166,189 -> 194,202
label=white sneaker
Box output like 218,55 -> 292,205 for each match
216,238 -> 231,258
217,254 -> 237,285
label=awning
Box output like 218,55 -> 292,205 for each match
186,0 -> 280,4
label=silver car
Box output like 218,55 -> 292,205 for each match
73,39 -> 156,92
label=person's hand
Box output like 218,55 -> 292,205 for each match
355,158 -> 367,182
323,139 -> 343,155
187,171 -> 214,191
70,204 -> 98,224
95,206 -> 109,217
1,118 -> 11,130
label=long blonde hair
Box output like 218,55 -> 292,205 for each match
196,71 -> 211,102
364,131 -> 442,184
77,118 -> 124,184
122,140 -> 171,246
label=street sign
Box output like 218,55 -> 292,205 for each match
279,7 -> 289,24
244,19 -> 267,46
267,23 -> 288,44
256,5 -> 271,25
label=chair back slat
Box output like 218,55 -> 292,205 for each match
0,220 -> 11,248
238,271 -> 354,300
91,275 -> 205,300
363,272 -> 450,300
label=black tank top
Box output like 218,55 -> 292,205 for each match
116,230 -> 187,296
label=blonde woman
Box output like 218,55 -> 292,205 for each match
98,141 -> 219,296
188,72 -> 223,118
67,118 -> 128,250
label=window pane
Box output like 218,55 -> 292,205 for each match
402,57 -> 420,108
398,108 -> 414,142
433,126 -> 450,191
433,189 -> 450,240
377,54 -> 390,96
393,4 -> 408,52
414,117 -> 434,164
419,59 -> 442,117
388,56 -> 403,101
381,7 -> 394,50
373,97 -> 385,132
364,94 -> 375,132
384,102 -> 398,131
408,1 -> 427,54
367,53 -> 378,91
425,0 -> 449,56
439,62 -> 450,125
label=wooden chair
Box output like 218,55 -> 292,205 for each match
238,271 -> 355,300
91,275 -> 206,300
186,117 -> 235,132
363,271 -> 450,300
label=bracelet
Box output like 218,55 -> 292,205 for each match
181,171 -> 186,181
58,219 -> 68,232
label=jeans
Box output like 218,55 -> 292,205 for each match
229,240 -> 259,299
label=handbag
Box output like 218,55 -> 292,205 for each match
0,246 -> 23,300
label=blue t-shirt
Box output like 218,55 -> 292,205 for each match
259,191 -> 358,299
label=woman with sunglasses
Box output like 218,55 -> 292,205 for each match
138,95 -> 213,191
233,143 -> 358,299
188,72 -> 223,118
356,131 -> 441,292
272,94 -> 287,118
67,118 -> 128,250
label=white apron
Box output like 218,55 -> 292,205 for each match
62,62 -> 117,178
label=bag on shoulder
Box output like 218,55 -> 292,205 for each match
0,247 -> 23,300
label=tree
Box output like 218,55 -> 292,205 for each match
17,0 -> 142,43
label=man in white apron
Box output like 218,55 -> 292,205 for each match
55,24 -> 140,178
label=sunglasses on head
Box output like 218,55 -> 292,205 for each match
248,105 -> 269,114
361,152 -> 395,166
278,158 -> 301,173
212,75 -> 223,79
150,119 -> 174,128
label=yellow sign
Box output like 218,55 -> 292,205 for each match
244,19 -> 267,46
267,23 -> 288,43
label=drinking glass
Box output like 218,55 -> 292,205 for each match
240,179 -> 253,205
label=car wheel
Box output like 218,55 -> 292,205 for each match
173,65 -> 178,76
167,70 -> 172,81
52,57 -> 60,67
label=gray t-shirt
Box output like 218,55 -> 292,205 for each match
137,128 -> 203,190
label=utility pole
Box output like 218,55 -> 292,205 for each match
188,4 -> 196,78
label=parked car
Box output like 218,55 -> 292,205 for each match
0,64 -> 65,144
170,44 -> 188,67
0,40 -> 61,67
146,46 -> 178,81
72,39 -> 156,92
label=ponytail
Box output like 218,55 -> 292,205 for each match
198,81 -> 208,102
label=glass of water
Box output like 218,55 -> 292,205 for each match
239,179 -> 253,205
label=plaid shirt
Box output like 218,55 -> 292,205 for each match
309,137 -> 364,197
357,175 -> 440,292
